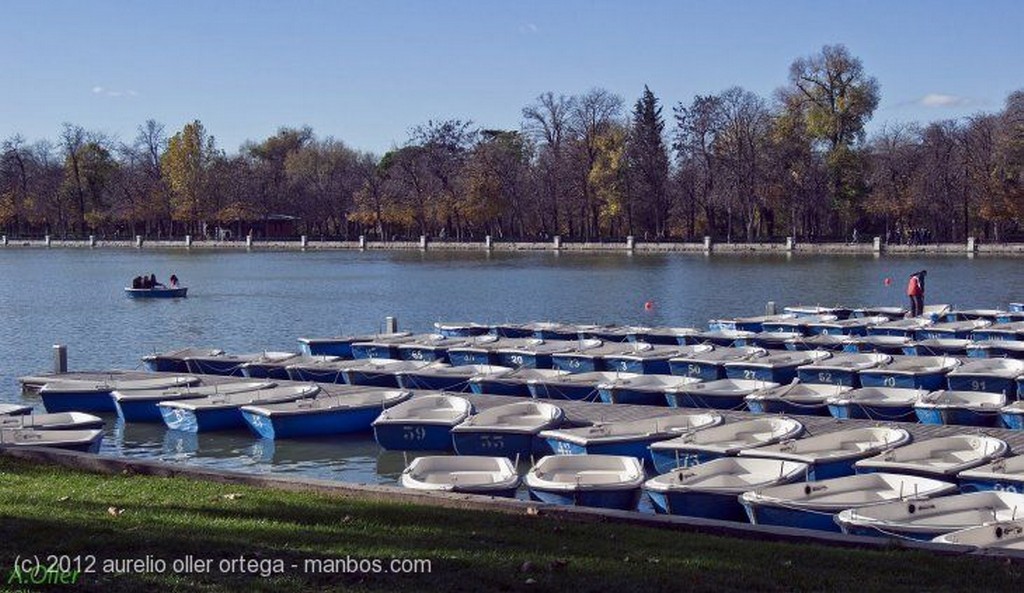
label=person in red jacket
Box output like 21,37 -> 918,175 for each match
907,270 -> 926,317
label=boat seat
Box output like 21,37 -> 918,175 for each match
548,470 -> 629,485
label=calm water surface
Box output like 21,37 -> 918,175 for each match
0,248 -> 1020,493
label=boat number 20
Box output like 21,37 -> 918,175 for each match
508,355 -> 524,366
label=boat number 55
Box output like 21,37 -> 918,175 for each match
478,435 -> 505,449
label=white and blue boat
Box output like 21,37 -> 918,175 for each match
998,401 -> 1024,430
958,455 -> 1024,493
350,333 -> 427,360
825,386 -> 924,421
739,426 -> 912,480
241,354 -> 333,380
806,316 -> 888,337
602,344 -> 690,374
159,383 -> 320,432
0,404 -> 32,416
668,346 -> 767,381
946,309 -> 1007,322
396,364 -> 512,392
837,491 -> 1024,540
631,326 -> 701,346
710,314 -> 796,333
124,285 -> 187,298
784,334 -> 849,352
666,378 -> 780,410
549,340 -> 636,373
596,374 -> 702,406
866,318 -> 932,338
494,339 -> 578,369
971,321 -> 1024,342
490,322 -> 534,338
946,358 -> 1024,396
397,334 -> 473,363
796,352 -> 891,388
450,401 -> 564,456
851,306 -> 908,321
578,324 -> 637,343
297,332 -> 412,358
762,314 -> 838,335
1013,303 -> 1024,313
522,322 -> 586,341
0,411 -> 103,431
841,335 -> 912,354
967,340 -> 1024,360
525,454 -> 645,510
400,456 -> 520,497
645,457 -> 808,520
933,519 -> 1024,551
113,380 -> 276,422
372,393 -> 473,451
740,472 -> 955,532
901,338 -> 973,356
432,321 -> 492,337
468,368 -> 571,397
143,347 -> 224,372
857,355 -> 960,390
915,319 -> 990,340
39,375 -> 200,413
539,412 -> 722,464
447,336 -> 545,366
724,351 -> 831,384
854,435 -> 1007,480
241,387 -> 411,439
915,390 -> 1007,427
185,352 -> 295,376
744,382 -> 852,415
749,331 -> 804,350
342,359 -> 447,388
0,428 -> 104,453
783,305 -> 852,319
284,358 -> 356,383
528,371 -> 638,401
693,329 -> 757,347
649,416 -> 804,474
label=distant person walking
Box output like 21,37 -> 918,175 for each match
907,270 -> 927,317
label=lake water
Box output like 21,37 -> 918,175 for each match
1,248 -> 1021,493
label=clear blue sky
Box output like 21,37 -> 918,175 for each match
1,0 -> 1021,156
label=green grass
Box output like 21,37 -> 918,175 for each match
0,457 -> 1021,592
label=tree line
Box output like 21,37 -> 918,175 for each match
2,44 -> 1023,243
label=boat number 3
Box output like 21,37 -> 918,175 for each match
883,376 -> 897,387
618,361 -> 630,372
478,435 -> 505,449
403,426 -> 427,441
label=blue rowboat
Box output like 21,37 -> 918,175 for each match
945,309 -> 1007,322
933,520 -> 1024,551
342,359 -> 445,388
806,316 -> 888,337
914,390 -> 1007,427
858,355 -> 960,390
350,333 -> 426,360
854,435 -> 1008,480
784,334 -> 849,352
762,314 -> 838,335
549,341 -> 632,373
841,335 -> 912,354
710,314 -> 796,333
866,318 -> 931,338
967,340 -> 1024,360
915,320 -> 991,341
596,374 -> 701,406
958,455 -> 1024,493
693,329 -> 757,347
645,458 -> 808,520
796,352 -> 891,388
432,321 -> 491,337
745,382 -> 852,416
372,394 -> 473,451
666,378 -> 780,410
901,339 -> 973,356
668,346 -> 767,381
539,412 -> 722,465
159,383 -> 320,433
142,348 -> 224,372
851,306 -> 908,321
450,401 -> 563,457
825,387 -> 924,421
124,286 -> 187,298
0,411 -> 103,431
739,426 -> 912,481
521,321 -> 585,341
1013,303 -> 1024,313
185,352 -> 291,376
490,323 -> 534,338
740,473 -> 955,533
469,368 -> 571,397
447,336 -> 545,366
113,380 -> 276,423
242,354 -> 331,380
837,491 -> 1024,540
241,387 -> 410,439
39,375 -> 200,413
577,325 -> 637,343
999,401 -> 1024,430
396,364 -> 512,392
400,456 -> 520,497
946,358 -> 1024,396
603,344 -> 689,374
297,332 -> 412,358
525,454 -> 645,510
724,350 -> 831,384
494,339 -> 578,369
996,312 -> 1024,323
783,305 -> 852,319
749,331 -> 804,350
971,321 -> 1024,342
630,326 -> 701,345
528,371 -> 638,401
397,335 -> 473,363
0,428 -> 104,453
284,359 -> 354,383
648,416 -> 804,474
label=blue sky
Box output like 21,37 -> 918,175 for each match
1,0 -> 1021,155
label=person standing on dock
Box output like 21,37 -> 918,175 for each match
907,270 -> 926,317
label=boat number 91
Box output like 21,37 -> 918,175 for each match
971,380 -> 987,391
403,426 -> 427,441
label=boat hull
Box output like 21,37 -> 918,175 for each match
116,396 -> 203,423
240,365 -> 292,380
797,367 -> 860,388
647,490 -> 748,521
666,392 -> 746,410
373,423 -> 456,451
398,346 -> 450,363
395,374 -> 471,392
914,406 -> 1001,427
160,406 -> 246,433
597,386 -> 668,406
495,352 -> 551,369
725,365 -> 800,384
958,477 -> 1024,494
452,431 -> 541,457
603,358 -> 671,375
286,366 -> 347,383
446,350 -> 495,366
342,369 -> 402,388
946,374 -> 1017,397
650,449 -> 723,475
858,371 -> 947,391
185,359 -> 246,376
41,390 -> 117,413
242,407 -> 381,439
745,398 -> 829,416
668,359 -> 724,381
469,378 -> 531,397
543,438 -> 659,465
528,486 -> 641,510
550,355 -> 604,373
350,344 -> 402,360
527,382 -> 600,401
742,502 -> 840,532
124,287 -> 187,298
828,403 -> 916,422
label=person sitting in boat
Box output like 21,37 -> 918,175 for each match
140,275 -> 151,289
169,274 -> 179,287
132,276 -> 143,289
149,273 -> 165,289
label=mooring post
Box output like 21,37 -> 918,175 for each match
873,236 -> 882,254
359,235 -> 366,250
626,236 -> 635,252
419,235 -> 428,251
89,235 -> 96,247
2,235 -> 7,246
766,301 -> 777,316
300,235 -> 308,250
246,234 -> 253,249
185,234 -> 192,248
45,234 -> 51,247
485,235 -> 493,251
53,344 -> 67,374
967,237 -> 977,253
385,316 -> 398,334
553,235 -> 562,250
785,237 -> 794,251
703,236 -> 712,253
135,235 -> 143,249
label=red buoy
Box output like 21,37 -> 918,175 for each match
883,277 -> 892,287
644,300 -> 654,311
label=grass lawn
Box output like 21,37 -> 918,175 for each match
0,456 -> 1021,592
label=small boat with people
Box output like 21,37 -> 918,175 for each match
241,387 -> 411,439
125,273 -> 185,298
744,381 -> 853,415
836,491 -> 1024,540
450,401 -> 564,456
158,383 -> 320,433
400,456 -> 520,497
853,435 -> 1009,480
524,454 -> 645,510
39,375 -> 200,413
645,457 -> 809,520
538,412 -> 723,463
739,426 -> 912,480
648,416 -> 804,473
0,427 -> 104,453
914,390 -> 1007,427
372,393 -> 474,451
